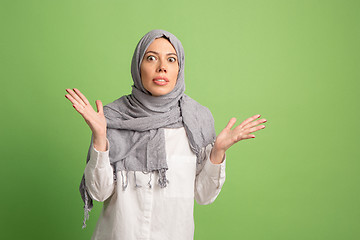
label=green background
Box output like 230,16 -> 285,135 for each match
1,0 -> 359,239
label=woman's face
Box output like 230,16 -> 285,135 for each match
140,37 -> 179,97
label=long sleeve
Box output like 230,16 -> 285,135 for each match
84,138 -> 115,202
195,144 -> 226,205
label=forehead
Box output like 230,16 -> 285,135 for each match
145,38 -> 177,54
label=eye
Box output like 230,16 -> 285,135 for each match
146,55 -> 156,61
168,57 -> 177,63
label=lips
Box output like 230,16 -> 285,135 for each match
153,76 -> 169,86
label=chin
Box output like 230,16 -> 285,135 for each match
150,89 -> 172,97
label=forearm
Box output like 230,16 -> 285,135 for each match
85,138 -> 115,202
195,144 -> 226,205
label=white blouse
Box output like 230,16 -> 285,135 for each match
85,127 -> 226,240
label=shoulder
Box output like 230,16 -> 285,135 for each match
181,95 -> 214,121
180,95 -> 216,147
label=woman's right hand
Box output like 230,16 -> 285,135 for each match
65,88 -> 107,140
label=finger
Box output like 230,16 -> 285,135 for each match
66,88 -> 86,107
242,118 -> 267,129
238,114 -> 261,129
243,134 -> 256,140
246,124 -> 266,134
96,100 -> 103,114
65,93 -> 80,106
73,88 -> 90,105
234,133 -> 255,143
65,93 -> 86,114
225,118 -> 237,130
72,103 -> 83,113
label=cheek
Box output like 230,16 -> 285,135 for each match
171,65 -> 179,79
171,67 -> 179,86
140,65 -> 150,84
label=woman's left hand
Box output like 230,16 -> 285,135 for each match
210,114 -> 267,164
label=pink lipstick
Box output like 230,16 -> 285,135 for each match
153,76 -> 169,86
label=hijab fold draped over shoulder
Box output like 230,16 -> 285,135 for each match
79,29 -> 216,228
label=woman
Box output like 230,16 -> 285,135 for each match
65,29 -> 266,240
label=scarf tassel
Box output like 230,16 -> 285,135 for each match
81,168 -> 169,228
82,190 -> 91,229
119,170 -> 165,190
158,169 -> 169,188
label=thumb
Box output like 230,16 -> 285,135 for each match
225,117 -> 237,130
95,100 -> 104,114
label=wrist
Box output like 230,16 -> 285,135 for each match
93,129 -> 107,139
210,146 -> 225,164
93,134 -> 107,152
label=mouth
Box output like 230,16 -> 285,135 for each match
153,77 -> 169,86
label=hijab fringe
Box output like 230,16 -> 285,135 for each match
120,170 -> 129,191
82,189 -> 90,229
158,169 -> 169,188
148,172 -> 153,189
134,171 -> 142,188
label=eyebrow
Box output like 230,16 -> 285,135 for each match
145,51 -> 177,57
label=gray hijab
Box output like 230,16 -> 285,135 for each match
79,29 -> 216,228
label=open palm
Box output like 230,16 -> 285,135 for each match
215,114 -> 267,151
65,88 -> 107,136
210,114 -> 267,164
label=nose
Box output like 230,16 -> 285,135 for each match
157,60 -> 167,73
